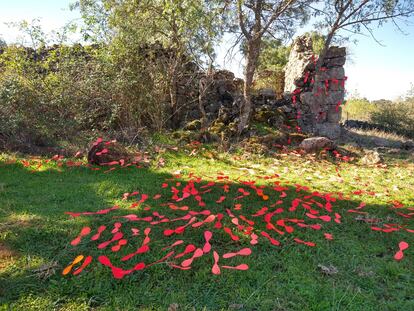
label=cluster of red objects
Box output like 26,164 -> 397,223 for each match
62,171 -> 411,279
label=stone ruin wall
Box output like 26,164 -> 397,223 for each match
283,35 -> 346,139
178,34 -> 347,140
179,70 -> 293,127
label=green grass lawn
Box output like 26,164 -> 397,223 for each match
0,147 -> 413,311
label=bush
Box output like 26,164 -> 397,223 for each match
0,43 -> 180,149
341,98 -> 377,121
0,45 -> 116,147
370,99 -> 414,138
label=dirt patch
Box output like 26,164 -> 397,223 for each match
0,243 -> 19,270
0,219 -> 32,233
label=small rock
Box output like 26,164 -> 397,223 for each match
361,151 -> 382,165
299,137 -> 335,153
229,304 -> 244,310
325,46 -> 346,58
318,264 -> 338,276
168,303 -> 179,311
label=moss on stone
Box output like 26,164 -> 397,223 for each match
183,119 -> 202,131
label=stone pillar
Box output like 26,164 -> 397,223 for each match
284,35 -> 347,139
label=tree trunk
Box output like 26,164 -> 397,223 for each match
238,38 -> 261,133
198,74 -> 210,128
315,30 -> 334,74
169,60 -> 179,129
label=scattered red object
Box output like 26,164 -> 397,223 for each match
62,164 -> 412,278
203,231 -> 213,253
121,244 -> 150,262
212,251 -> 221,275
73,256 -> 93,275
98,232 -> 123,249
91,225 -> 106,241
181,248 -> 204,267
394,241 -> 409,261
221,264 -> 249,271
71,227 -> 91,246
223,248 -> 251,259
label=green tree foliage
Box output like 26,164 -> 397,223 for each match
74,0 -> 226,129
241,30 -> 323,97
0,38 -> 6,49
257,39 -> 290,72
0,1 -> 228,148
250,38 -> 290,97
342,87 -> 414,138
342,97 -> 377,121
0,43 -> 118,147
232,0 -> 315,132
370,99 -> 414,138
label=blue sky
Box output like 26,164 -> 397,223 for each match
1,0 -> 414,100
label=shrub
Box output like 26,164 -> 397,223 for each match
370,99 -> 414,138
0,43 -> 178,148
341,98 -> 377,121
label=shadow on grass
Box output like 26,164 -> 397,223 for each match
0,160 -> 413,310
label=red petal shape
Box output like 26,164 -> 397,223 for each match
121,244 -> 150,261
399,241 -> 409,251
174,244 -> 196,259
223,248 -> 252,259
224,227 -> 240,241
133,262 -> 146,271
394,250 -> 404,261
260,231 -> 280,246
163,229 -> 175,236
72,256 -> 93,275
324,233 -> 333,240
222,264 -> 249,271
212,251 -> 221,275
71,226 -> 91,246
91,225 -> 106,241
97,232 -> 123,249
203,231 -> 213,253
181,248 -> 203,267
319,215 -> 331,222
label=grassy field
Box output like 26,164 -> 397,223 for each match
0,144 -> 413,311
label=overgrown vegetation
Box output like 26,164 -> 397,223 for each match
343,88 -> 414,138
1,0 -> 413,148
